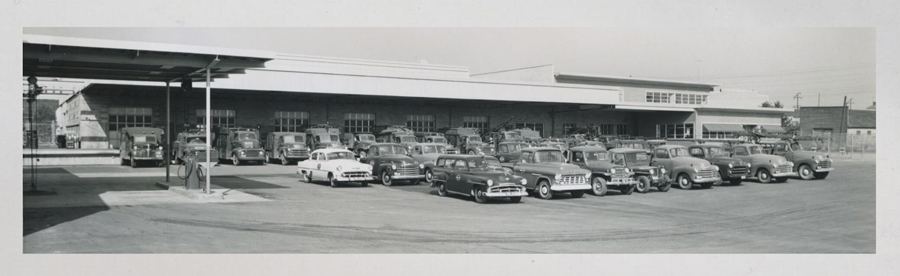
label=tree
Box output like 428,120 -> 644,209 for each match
760,101 -> 772,108
782,115 -> 800,134
773,101 -> 784,108
760,100 -> 784,109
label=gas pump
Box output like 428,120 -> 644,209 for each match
178,152 -> 206,190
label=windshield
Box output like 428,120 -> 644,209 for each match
534,150 -> 564,163
377,145 -> 409,155
669,148 -> 690,157
421,145 -> 446,154
326,151 -> 356,160
748,146 -> 764,155
281,135 -> 305,144
581,151 -> 609,163
626,143 -> 644,149
469,158 -> 503,171
467,136 -> 483,143
400,136 -> 417,143
707,147 -> 728,157
505,133 -> 522,139
358,135 -> 375,141
318,134 -> 338,142
134,136 -> 156,143
237,132 -> 257,140
612,152 -> 650,166
186,137 -> 206,144
507,143 -> 526,152
430,137 -> 447,144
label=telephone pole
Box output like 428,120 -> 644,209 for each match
793,92 -> 802,135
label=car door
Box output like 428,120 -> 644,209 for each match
650,148 -> 674,178
514,152 -> 538,189
731,146 -> 752,164
449,159 -> 469,193
569,150 -> 587,168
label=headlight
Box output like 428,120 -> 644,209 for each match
419,164 -> 424,169
713,166 -> 719,171
624,168 -> 631,173
693,167 -> 699,173
486,179 -> 494,186
584,172 -> 591,179
661,168 -> 666,174
336,166 -> 342,171
520,178 -> 527,185
728,163 -> 733,168
610,168 -> 616,174
649,169 -> 655,174
391,164 -> 397,170
158,146 -> 163,150
133,146 -> 138,150
555,174 -> 562,181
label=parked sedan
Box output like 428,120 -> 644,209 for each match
431,155 -> 528,203
297,149 -> 374,187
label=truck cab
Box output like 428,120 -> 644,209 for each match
764,140 -> 834,180
173,129 -> 218,165
649,145 -> 721,190
265,132 -> 310,165
305,125 -> 344,150
119,127 -> 165,168
375,125 -> 418,150
215,127 -> 265,165
445,127 -> 494,155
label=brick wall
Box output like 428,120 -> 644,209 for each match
794,106 -> 846,135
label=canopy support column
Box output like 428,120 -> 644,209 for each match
205,68 -> 212,194
165,81 -> 170,182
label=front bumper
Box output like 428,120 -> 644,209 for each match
284,154 -> 311,159
237,156 -> 266,161
692,176 -> 721,183
484,185 -> 528,197
813,167 -> 835,173
772,171 -> 798,178
649,175 -> 670,185
390,174 -> 426,180
607,177 -> 637,186
133,157 -> 164,161
550,184 -> 592,192
335,172 -> 375,182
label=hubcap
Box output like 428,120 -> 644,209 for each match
541,186 -> 549,195
681,178 -> 688,185
802,168 -> 810,176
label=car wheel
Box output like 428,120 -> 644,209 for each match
798,164 -> 814,180
509,196 -> 522,203
436,182 -> 447,197
570,191 -> 585,198
677,173 -> 693,190
620,185 -> 635,195
265,152 -> 272,163
635,176 -> 651,193
232,156 -> 241,166
813,172 -> 829,179
300,171 -> 311,183
425,168 -> 434,183
329,174 -> 338,188
130,158 -> 137,168
473,187 -> 488,203
730,178 -> 743,185
657,181 -> 671,192
714,172 -> 724,186
536,180 -> 553,200
591,177 -> 608,196
775,177 -> 788,183
757,169 -> 772,183
468,150 -> 475,155
381,171 -> 393,186
281,154 -> 290,166
359,151 -> 367,159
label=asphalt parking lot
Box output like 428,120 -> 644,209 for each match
23,158 -> 875,253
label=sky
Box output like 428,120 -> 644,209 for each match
24,28 -> 876,109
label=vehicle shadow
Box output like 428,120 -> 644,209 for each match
427,190 -> 523,204
298,180 -> 371,188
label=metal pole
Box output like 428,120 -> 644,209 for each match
205,68 -> 212,194
165,82 -> 170,182
28,97 -> 36,191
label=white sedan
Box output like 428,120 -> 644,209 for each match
297,149 -> 374,187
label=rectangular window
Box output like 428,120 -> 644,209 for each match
616,124 -> 629,135
646,91 -> 707,105
275,111 -> 309,132
406,115 -> 435,132
196,109 -> 236,129
598,124 -> 614,135
463,116 -> 490,134
344,113 -> 375,133
563,123 -> 577,134
109,107 -> 153,131
657,124 -> 695,139
514,122 -> 545,138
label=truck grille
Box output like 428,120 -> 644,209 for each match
342,171 -> 370,178
697,169 -> 718,179
730,166 -> 749,175
395,166 -> 419,176
489,185 -> 523,193
613,170 -> 629,179
776,164 -> 793,174
244,150 -> 262,158
287,148 -> 308,156
558,175 -> 587,185
816,160 -> 832,169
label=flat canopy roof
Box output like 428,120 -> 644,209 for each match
555,72 -> 720,89
702,124 -> 747,133
23,35 -> 276,82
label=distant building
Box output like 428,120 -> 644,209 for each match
792,106 -> 876,136
866,101 -> 875,110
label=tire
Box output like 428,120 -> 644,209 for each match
473,187 -> 488,203
730,178 -> 743,185
131,158 -> 137,168
676,173 -> 693,190
635,176 -> 651,193
329,174 -> 338,188
620,185 -> 635,195
813,172 -> 829,180
798,164 -> 814,180
570,191 -> 585,198
509,196 -> 522,203
232,156 -> 241,166
381,171 -> 393,186
657,181 -> 671,192
591,176 -> 608,196
424,168 -> 434,183
535,180 -> 553,200
265,152 -> 272,163
300,171 -> 311,183
757,169 -> 772,183
436,182 -> 447,196
281,153 -> 290,166
775,177 -> 788,183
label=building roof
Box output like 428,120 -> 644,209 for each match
849,110 -> 876,128
555,72 -> 720,89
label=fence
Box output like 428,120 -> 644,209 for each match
23,122 -> 56,148
798,133 -> 875,156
